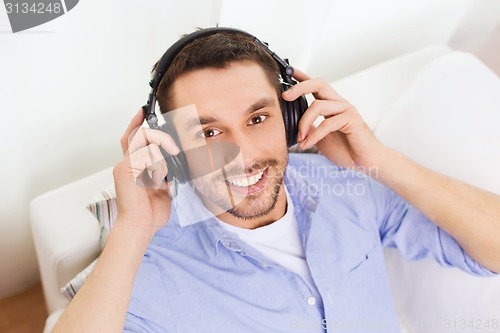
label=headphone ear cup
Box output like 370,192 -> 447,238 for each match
280,85 -> 292,147
158,123 -> 190,184
164,152 -> 189,184
281,84 -> 308,147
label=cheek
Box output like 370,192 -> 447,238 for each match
261,118 -> 287,150
176,134 -> 206,151
191,170 -> 222,187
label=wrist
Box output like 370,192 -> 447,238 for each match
369,145 -> 395,173
108,220 -> 155,255
355,142 -> 394,179
369,146 -> 413,188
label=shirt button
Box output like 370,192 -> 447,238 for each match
307,297 -> 316,305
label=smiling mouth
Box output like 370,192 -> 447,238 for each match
224,167 -> 269,195
226,168 -> 265,186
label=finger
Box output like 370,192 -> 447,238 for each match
282,78 -> 345,102
291,68 -> 311,82
127,127 -> 180,157
315,132 -> 356,168
300,113 -> 351,150
149,155 -> 166,188
121,109 -> 145,155
297,100 -> 352,142
130,144 -> 166,179
129,144 -> 168,188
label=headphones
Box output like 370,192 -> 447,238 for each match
142,27 -> 308,183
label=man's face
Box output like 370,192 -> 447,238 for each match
169,60 -> 288,221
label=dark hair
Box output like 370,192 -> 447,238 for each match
152,31 -> 282,113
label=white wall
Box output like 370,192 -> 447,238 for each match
449,0 -> 500,76
0,0 -> 218,298
307,0 -> 474,80
0,0 -> 499,298
218,0 -> 478,81
218,0 -> 335,71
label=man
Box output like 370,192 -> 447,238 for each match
53,29 -> 500,333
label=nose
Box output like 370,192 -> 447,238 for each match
228,131 -> 262,171
185,142 -> 240,179
206,141 -> 240,171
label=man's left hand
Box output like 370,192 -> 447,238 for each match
282,69 -> 386,170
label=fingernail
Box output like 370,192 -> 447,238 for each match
172,146 -> 180,155
297,131 -> 303,142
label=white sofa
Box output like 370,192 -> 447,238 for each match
30,45 -> 500,333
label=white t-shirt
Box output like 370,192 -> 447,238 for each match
216,188 -> 321,300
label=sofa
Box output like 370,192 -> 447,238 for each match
30,44 -> 500,333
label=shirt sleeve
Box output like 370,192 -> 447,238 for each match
123,252 -> 173,333
370,178 -> 498,277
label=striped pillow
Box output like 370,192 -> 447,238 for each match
85,185 -> 117,249
61,185 -> 117,300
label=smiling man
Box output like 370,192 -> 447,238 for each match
171,60 -> 289,228
52,28 -> 500,333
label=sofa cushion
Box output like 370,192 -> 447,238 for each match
375,51 -> 500,193
375,51 -> 500,333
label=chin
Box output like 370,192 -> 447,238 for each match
193,161 -> 286,220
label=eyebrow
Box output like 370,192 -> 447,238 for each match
183,97 -> 276,131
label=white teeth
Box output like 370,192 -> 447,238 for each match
228,170 -> 264,187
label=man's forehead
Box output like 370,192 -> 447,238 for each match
170,61 -> 276,106
167,104 -> 199,125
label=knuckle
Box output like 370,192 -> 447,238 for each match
309,99 -> 321,111
326,119 -> 338,131
138,128 -> 147,140
120,139 -> 127,151
162,132 -> 174,144
345,105 -> 357,116
309,100 -> 325,113
129,127 -> 140,140
311,77 -> 326,86
149,143 -> 162,157
113,161 -> 123,177
127,132 -> 135,144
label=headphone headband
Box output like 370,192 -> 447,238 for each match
144,27 -> 295,128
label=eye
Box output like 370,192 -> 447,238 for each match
200,128 -> 221,138
248,114 -> 267,125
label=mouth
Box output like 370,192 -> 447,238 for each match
224,167 -> 269,195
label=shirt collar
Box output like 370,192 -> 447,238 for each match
172,164 -> 320,261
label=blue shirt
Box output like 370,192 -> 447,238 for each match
124,153 -> 495,333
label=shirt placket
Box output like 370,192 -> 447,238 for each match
219,232 -> 327,331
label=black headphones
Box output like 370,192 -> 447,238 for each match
142,27 -> 308,183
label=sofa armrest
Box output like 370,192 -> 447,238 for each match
30,167 -> 114,313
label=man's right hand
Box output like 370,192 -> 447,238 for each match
52,109 -> 181,333
113,108 -> 180,241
